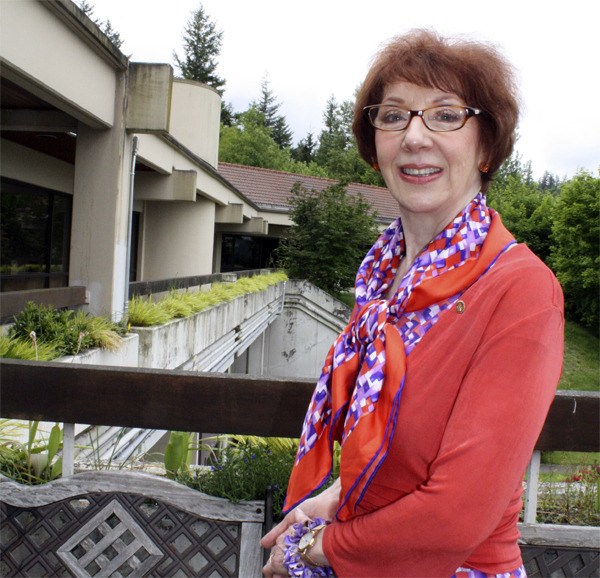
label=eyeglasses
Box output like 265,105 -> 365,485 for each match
364,104 -> 482,132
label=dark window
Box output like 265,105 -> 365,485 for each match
0,178 -> 72,292
130,211 -> 140,282
220,234 -> 279,272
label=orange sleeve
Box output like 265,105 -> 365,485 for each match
322,265 -> 564,577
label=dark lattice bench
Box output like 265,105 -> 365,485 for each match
0,471 -> 265,577
519,524 -> 600,577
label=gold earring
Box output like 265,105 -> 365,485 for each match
479,162 -> 490,174
373,162 -> 380,172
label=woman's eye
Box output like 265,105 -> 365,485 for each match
431,108 -> 463,123
381,109 -> 407,123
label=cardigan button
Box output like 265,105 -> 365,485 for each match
455,300 -> 466,314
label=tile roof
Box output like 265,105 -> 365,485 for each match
218,162 -> 399,223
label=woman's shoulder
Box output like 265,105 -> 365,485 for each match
484,243 -> 563,311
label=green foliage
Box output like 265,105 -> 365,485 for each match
488,155 -> 556,263
173,3 -> 225,94
5,302 -> 124,359
313,96 -> 384,186
536,465 -> 599,526
0,420 -> 63,484
181,438 -> 297,519
559,321 -> 599,391
276,183 -> 379,296
0,335 -> 58,361
219,108 -> 326,176
127,272 -> 288,327
549,170 -> 600,332
255,75 -> 293,149
77,1 -> 123,48
291,132 -> 317,164
164,431 -> 193,479
219,107 -> 293,170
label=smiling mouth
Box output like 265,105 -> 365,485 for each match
401,167 -> 441,176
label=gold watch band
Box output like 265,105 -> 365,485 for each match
299,524 -> 326,567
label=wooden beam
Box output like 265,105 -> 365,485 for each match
1,360 -> 598,450
0,360 -> 314,438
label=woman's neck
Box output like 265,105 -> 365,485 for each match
385,209 -> 461,299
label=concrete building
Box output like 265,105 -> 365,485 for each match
0,0 -> 396,323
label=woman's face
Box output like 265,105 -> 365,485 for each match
375,81 -> 485,229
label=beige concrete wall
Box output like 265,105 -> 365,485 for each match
170,80 -> 221,168
141,197 -> 215,280
69,90 -> 133,320
0,139 -> 74,194
264,280 -> 350,380
0,0 -> 118,127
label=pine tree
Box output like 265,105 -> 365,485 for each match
254,76 -> 293,148
77,1 -> 123,48
292,132 -> 317,164
173,3 -> 225,95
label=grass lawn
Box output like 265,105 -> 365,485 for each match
559,321 -> 599,391
545,320 -> 599,466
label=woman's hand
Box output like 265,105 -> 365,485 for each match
261,478 -> 341,549
262,508 -> 312,577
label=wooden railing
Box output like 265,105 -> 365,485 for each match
1,359 -> 599,523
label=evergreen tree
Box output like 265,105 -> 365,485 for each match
173,3 -> 225,95
77,1 -> 123,48
292,132 -> 317,164
538,171 -> 565,194
219,107 -> 327,177
254,76 -> 293,148
314,96 -> 383,185
276,182 -> 379,295
271,115 -> 294,149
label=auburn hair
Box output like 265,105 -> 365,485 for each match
353,29 -> 520,191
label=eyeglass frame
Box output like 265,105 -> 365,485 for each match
363,104 -> 483,132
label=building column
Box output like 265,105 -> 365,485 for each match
69,72 -> 133,321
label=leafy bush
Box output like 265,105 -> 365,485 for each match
536,466 -> 599,526
275,183 -> 379,296
5,302 -> 124,359
0,420 -> 62,484
179,438 -> 297,519
0,335 -> 58,360
549,170 -> 600,333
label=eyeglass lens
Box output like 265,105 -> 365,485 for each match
369,106 -> 472,132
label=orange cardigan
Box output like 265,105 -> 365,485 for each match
322,244 -> 564,577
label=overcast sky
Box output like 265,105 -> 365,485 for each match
92,0 -> 599,180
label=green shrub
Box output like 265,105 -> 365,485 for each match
179,437 -> 297,519
127,295 -> 172,327
0,335 -> 58,360
5,302 -> 124,359
0,420 -> 62,484
127,272 -> 288,328
536,465 -> 599,526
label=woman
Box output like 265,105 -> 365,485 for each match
262,29 -> 563,578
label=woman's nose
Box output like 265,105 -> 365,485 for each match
401,115 -> 432,150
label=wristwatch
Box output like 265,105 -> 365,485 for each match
298,523 -> 326,566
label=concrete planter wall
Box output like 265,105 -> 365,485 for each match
56,333 -> 139,367
131,283 -> 285,370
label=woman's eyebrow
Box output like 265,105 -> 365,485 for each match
381,94 -> 462,106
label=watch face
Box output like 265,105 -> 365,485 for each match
298,531 -> 313,550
